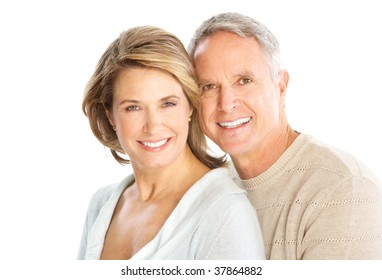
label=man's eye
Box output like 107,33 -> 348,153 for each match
201,84 -> 219,97
239,78 -> 253,85
202,84 -> 216,91
125,105 -> 140,111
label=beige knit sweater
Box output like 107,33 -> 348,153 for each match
229,133 -> 382,259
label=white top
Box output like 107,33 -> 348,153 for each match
78,168 -> 265,260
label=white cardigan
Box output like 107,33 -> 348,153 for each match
77,168 -> 265,260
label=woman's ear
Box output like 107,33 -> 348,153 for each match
106,109 -> 116,130
188,109 -> 193,122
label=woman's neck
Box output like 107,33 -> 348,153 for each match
130,146 -> 210,203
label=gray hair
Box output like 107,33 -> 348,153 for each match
188,12 -> 282,81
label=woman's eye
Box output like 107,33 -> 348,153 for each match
163,102 -> 176,107
125,105 -> 140,111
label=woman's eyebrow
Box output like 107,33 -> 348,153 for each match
118,95 -> 181,106
160,95 -> 181,101
118,99 -> 140,106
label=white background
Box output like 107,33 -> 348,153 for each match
0,0 -> 381,263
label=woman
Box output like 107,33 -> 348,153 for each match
78,26 -> 265,260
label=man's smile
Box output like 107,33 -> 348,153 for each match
217,117 -> 251,129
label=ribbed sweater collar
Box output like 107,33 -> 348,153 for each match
239,133 -> 308,190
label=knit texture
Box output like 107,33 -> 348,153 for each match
229,133 -> 382,259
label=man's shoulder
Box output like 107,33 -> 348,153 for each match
295,134 -> 376,179
227,133 -> 380,190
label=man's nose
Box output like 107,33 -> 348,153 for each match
217,86 -> 238,113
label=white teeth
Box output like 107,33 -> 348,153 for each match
141,139 -> 168,148
218,117 -> 251,128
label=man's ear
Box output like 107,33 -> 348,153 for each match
279,70 -> 289,98
278,70 -> 289,108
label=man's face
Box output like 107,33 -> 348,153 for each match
193,31 -> 288,160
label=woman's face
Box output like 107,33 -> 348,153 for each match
108,67 -> 192,171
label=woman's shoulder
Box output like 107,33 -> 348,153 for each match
193,168 -> 251,211
86,174 -> 135,216
199,167 -> 245,195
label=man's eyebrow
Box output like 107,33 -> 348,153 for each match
198,71 -> 256,85
198,79 -> 214,86
234,70 -> 256,78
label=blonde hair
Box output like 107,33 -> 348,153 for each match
82,26 -> 225,168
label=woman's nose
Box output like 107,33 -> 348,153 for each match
142,109 -> 163,134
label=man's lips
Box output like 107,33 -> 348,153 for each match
218,117 -> 251,128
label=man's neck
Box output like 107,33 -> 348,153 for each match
232,127 -> 299,180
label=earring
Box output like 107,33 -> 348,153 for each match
188,117 -> 191,122
112,126 -> 116,131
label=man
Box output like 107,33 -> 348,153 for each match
188,12 -> 382,259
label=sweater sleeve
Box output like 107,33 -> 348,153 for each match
195,193 -> 266,260
301,176 -> 382,259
